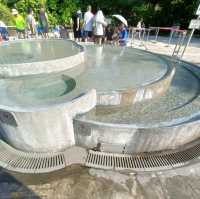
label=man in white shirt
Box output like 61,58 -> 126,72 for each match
83,5 -> 94,41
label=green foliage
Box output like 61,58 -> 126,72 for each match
46,0 -> 77,25
151,0 -> 199,27
58,0 -> 77,24
0,2 -> 14,25
3,0 -> 78,26
15,0 -> 41,17
83,0 -> 199,28
1,0 -> 199,28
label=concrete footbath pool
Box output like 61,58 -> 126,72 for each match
0,39 -> 84,77
0,39 -> 200,173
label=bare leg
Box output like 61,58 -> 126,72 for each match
99,37 -> 102,45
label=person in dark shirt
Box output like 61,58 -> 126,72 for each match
73,9 -> 82,42
112,27 -> 119,45
105,25 -> 113,44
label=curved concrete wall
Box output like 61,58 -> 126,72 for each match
0,89 -> 96,152
74,59 -> 200,154
97,63 -> 175,106
74,118 -> 200,154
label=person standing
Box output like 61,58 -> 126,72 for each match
105,25 -> 113,44
39,7 -> 49,38
137,18 -> 145,40
73,9 -> 82,42
112,27 -> 119,45
93,9 -> 107,45
0,20 -> 9,41
83,5 -> 94,42
118,23 -> 128,46
12,9 -> 26,39
26,8 -> 36,37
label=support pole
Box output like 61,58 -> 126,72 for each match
155,27 -> 159,42
168,29 -> 174,46
181,28 -> 195,58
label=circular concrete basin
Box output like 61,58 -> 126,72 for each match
0,39 -> 84,77
0,44 -> 176,154
0,44 -> 174,111
74,59 -> 200,154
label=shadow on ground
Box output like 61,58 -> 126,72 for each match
0,168 -> 41,199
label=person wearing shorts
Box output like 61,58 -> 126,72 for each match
39,7 -> 49,38
12,9 -> 26,39
26,8 -> 36,37
0,21 -> 9,41
93,10 -> 107,45
73,9 -> 82,42
83,5 -> 93,41
84,30 -> 92,38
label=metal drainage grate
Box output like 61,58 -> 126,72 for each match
0,141 -> 66,173
85,141 -> 200,172
0,140 -> 87,173
1,138 -> 200,173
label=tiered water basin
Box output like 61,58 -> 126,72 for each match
0,39 -> 96,153
0,39 -> 200,173
74,60 -> 200,153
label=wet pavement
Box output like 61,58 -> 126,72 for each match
2,163 -> 200,199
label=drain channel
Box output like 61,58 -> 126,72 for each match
0,141 -> 66,173
0,140 -> 87,173
1,139 -> 200,173
85,141 -> 200,172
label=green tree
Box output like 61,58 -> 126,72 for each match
11,0 -> 78,26
0,2 -> 14,25
80,0 -> 199,28
1,0 -> 200,28
46,0 -> 78,25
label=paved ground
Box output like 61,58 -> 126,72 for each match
0,37 -> 200,199
1,162 -> 200,199
130,36 -> 200,65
